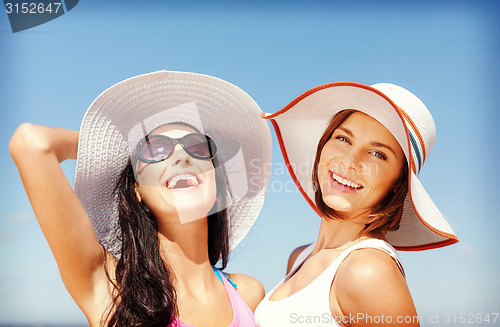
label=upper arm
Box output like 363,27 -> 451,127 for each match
286,244 -> 311,275
334,249 -> 419,327
10,123 -> 106,308
225,273 -> 265,312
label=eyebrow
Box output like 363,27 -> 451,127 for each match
338,127 -> 354,137
337,127 -> 398,158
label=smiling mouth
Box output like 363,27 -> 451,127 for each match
329,171 -> 364,190
166,174 -> 202,189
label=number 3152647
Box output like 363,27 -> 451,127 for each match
5,2 -> 62,14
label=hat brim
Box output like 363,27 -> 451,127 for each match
263,82 -> 458,251
387,171 -> 458,250
74,71 -> 272,257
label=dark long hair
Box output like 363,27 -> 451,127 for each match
104,154 -> 230,326
312,109 -> 409,235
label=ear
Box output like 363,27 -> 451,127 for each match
134,182 -> 143,202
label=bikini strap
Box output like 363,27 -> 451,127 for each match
212,266 -> 238,289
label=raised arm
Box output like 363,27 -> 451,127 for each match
9,123 -> 108,310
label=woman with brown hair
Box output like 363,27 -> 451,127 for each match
254,82 -> 458,326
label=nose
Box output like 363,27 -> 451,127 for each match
169,144 -> 193,167
341,150 -> 363,172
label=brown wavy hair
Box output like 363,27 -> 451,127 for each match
311,109 -> 409,235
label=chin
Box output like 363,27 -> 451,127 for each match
175,206 -> 212,224
323,194 -> 352,212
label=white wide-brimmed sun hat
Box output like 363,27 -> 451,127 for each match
74,71 -> 272,257
263,81 -> 458,251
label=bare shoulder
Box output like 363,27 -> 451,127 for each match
334,248 -> 419,326
225,273 -> 265,312
287,243 -> 312,275
338,248 -> 403,282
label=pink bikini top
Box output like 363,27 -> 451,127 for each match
170,267 -> 255,327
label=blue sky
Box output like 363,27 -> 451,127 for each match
1,0 -> 499,325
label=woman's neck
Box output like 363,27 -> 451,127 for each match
157,218 -> 215,290
313,216 -> 383,254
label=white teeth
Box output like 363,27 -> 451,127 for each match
330,172 -> 362,189
167,174 -> 199,189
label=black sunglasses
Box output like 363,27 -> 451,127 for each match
136,133 -> 217,163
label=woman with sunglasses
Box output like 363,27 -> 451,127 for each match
254,82 -> 458,326
9,71 -> 272,326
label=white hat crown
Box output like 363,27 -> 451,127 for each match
372,83 -> 436,175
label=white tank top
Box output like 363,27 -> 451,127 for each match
254,238 -> 403,327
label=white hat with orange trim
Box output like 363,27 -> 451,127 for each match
263,82 -> 458,251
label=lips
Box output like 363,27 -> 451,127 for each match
166,172 -> 202,189
329,171 -> 364,190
